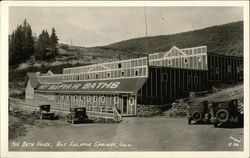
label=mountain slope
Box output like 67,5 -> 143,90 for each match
103,21 -> 243,57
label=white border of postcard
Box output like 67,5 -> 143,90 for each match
1,1 -> 249,158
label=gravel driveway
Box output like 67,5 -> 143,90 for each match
9,116 -> 243,151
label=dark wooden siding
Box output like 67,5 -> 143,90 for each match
138,66 -> 208,105
207,54 -> 243,82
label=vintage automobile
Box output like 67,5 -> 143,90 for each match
38,104 -> 56,120
187,100 -> 211,125
209,99 -> 243,127
66,107 -> 88,124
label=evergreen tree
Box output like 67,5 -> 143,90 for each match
35,29 -> 52,60
9,19 -> 35,65
50,27 -> 59,57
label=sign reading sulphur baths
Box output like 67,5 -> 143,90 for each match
38,82 -> 121,91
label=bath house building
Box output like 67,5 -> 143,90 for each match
25,46 -> 243,116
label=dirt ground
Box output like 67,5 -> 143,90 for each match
9,116 -> 243,151
8,83 -> 244,151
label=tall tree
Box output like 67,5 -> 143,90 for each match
50,27 -> 59,57
35,29 -> 52,60
9,19 -> 35,65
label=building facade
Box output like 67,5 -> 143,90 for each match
25,46 -> 243,116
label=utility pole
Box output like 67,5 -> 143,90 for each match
144,7 -> 149,56
144,7 -> 150,76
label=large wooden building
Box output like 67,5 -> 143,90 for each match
25,46 -> 243,116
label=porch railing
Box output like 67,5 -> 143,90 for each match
9,98 -> 122,121
86,106 -> 122,122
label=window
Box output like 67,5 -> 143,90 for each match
237,66 -> 240,73
215,67 -> 219,74
70,76 -> 73,80
87,95 -> 90,102
184,58 -> 188,64
121,71 -> 125,77
227,65 -> 231,73
77,75 -> 80,80
107,72 -> 111,78
74,95 -> 78,101
93,96 -> 97,102
168,60 -> 172,66
101,96 -> 105,103
197,56 -> 202,63
118,63 -> 122,68
194,49 -> 197,54
240,65 -> 243,71
129,97 -> 135,105
143,58 -> 147,65
194,76 -> 198,84
135,69 -> 139,76
87,74 -> 90,80
139,59 -> 142,66
114,96 -> 119,104
162,73 -> 168,81
96,73 -> 99,79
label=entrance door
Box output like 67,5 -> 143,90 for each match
127,96 -> 136,115
122,96 -> 128,114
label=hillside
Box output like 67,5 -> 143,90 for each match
10,21 -> 243,86
14,21 -> 243,72
104,21 -> 243,57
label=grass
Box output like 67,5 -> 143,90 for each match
106,21 -> 243,56
8,21 -> 243,96
9,110 -> 38,140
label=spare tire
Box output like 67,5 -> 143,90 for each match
216,109 -> 229,123
192,111 -> 202,121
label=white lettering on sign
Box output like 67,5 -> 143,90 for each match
82,83 -> 91,89
44,81 -> 121,91
96,83 -> 105,89
71,83 -> 81,89
110,82 -> 120,89
89,83 -> 97,89
82,82 -> 120,90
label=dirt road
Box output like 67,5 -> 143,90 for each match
9,116 -> 243,151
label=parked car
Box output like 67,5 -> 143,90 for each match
187,100 -> 210,125
209,99 -> 243,127
38,104 -> 56,120
66,107 -> 88,124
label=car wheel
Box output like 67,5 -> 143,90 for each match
192,111 -> 202,122
213,123 -> 218,127
216,109 -> 229,123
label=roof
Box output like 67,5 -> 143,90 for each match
38,75 -> 63,84
26,73 -> 40,88
35,77 -> 148,94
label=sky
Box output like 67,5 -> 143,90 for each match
9,7 -> 243,47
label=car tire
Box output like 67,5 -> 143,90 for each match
213,123 -> 218,128
216,109 -> 229,123
192,111 -> 202,122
